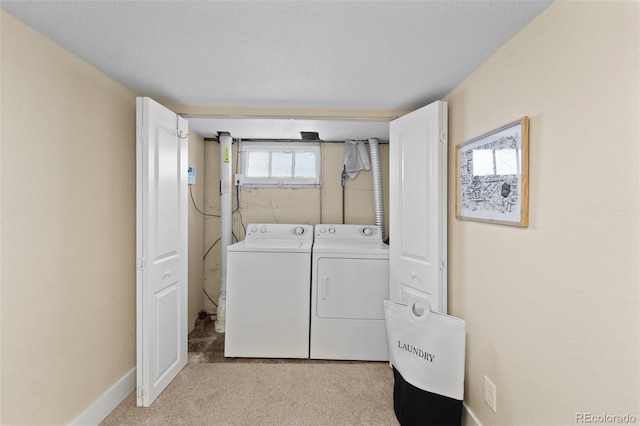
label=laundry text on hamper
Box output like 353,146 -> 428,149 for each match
397,341 -> 435,362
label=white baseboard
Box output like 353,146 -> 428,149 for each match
70,367 -> 136,426
463,402 -> 481,426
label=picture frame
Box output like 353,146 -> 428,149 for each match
455,117 -> 529,227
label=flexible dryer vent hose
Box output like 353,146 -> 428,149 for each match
368,138 -> 385,240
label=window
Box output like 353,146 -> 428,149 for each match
240,141 -> 321,187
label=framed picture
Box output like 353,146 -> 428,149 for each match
455,117 -> 529,227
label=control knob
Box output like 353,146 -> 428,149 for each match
293,226 -> 305,235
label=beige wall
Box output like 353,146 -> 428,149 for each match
0,10 -> 207,423
188,132 -> 205,329
0,11 -> 137,425
445,1 -> 639,424
202,139 -> 389,313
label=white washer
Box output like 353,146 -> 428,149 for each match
310,224 -> 390,361
225,223 -> 313,358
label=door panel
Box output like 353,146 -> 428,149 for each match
155,123 -> 181,257
390,101 -> 448,313
136,97 -> 188,406
156,282 -> 179,380
400,127 -> 430,263
316,257 -> 389,319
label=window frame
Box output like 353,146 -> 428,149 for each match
239,141 -> 322,188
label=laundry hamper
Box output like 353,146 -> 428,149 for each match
384,299 -> 466,426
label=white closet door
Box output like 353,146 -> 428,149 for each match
389,101 -> 448,313
136,97 -> 188,406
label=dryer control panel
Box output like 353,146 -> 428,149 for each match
315,224 -> 382,241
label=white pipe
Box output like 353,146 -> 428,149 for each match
368,138 -> 386,240
215,134 -> 233,333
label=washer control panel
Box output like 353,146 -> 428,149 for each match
245,223 -> 313,241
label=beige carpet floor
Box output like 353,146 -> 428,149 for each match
101,322 -> 398,425
102,363 -> 396,425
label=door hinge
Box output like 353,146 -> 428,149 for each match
137,127 -> 144,141
137,257 -> 145,270
439,258 -> 446,271
137,386 -> 144,398
439,130 -> 446,144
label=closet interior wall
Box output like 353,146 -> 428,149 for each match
202,139 -> 390,315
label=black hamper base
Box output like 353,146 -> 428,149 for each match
392,367 -> 463,426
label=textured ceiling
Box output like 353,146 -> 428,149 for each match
2,1 -> 552,138
2,0 -> 552,112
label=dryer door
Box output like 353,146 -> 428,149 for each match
316,257 -> 389,319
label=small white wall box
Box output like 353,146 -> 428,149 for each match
188,167 -> 196,185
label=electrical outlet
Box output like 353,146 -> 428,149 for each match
484,376 -> 497,412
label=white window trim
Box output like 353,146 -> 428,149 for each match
239,141 -> 321,188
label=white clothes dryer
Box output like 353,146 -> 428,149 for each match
225,223 -> 313,359
310,224 -> 390,361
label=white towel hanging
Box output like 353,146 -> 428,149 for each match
344,140 -> 371,179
